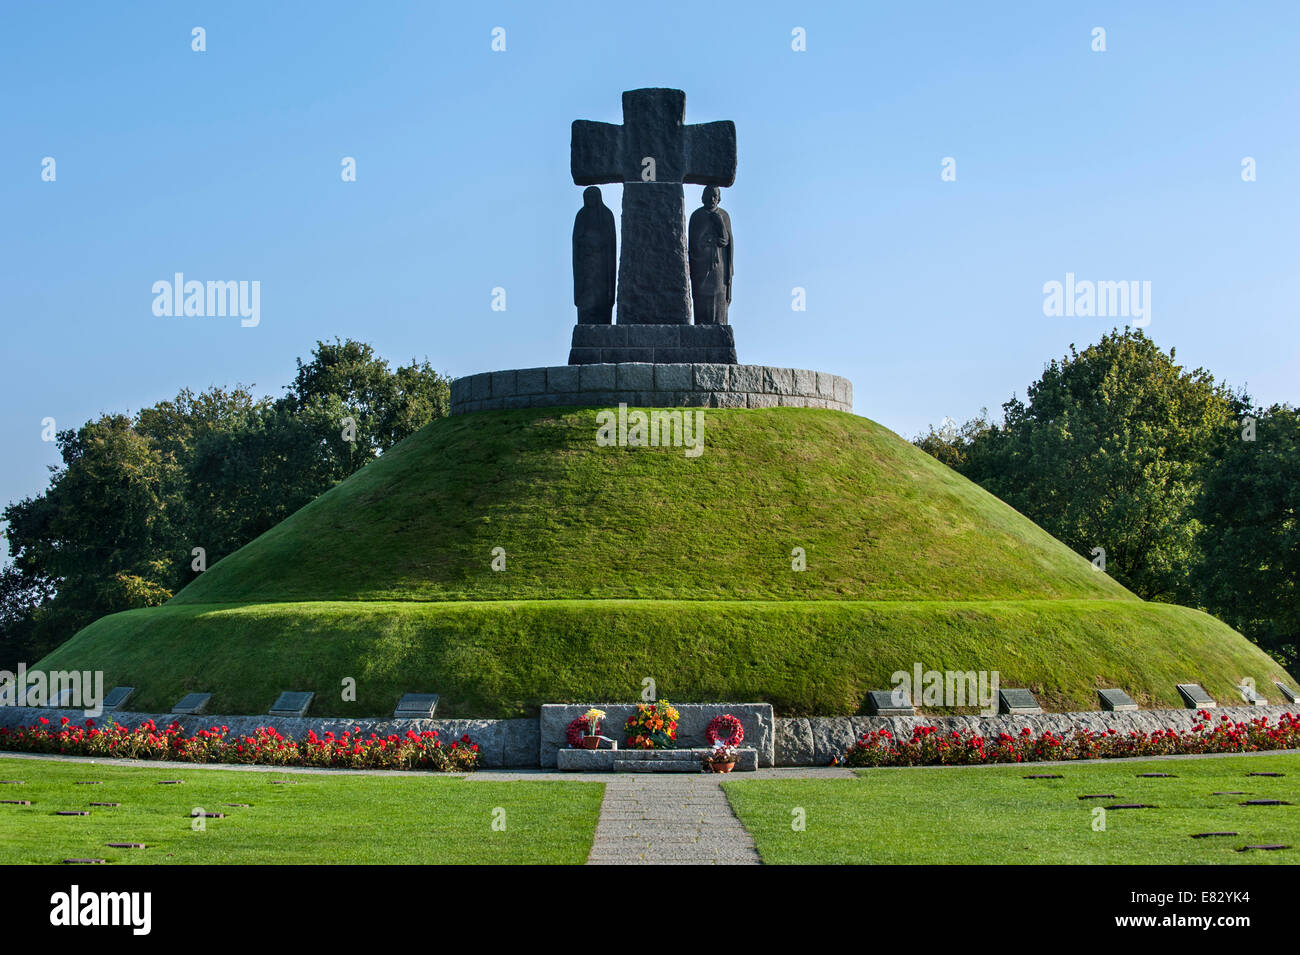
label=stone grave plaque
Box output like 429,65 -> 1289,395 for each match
865,689 -> 915,717
102,686 -> 135,712
1097,688 -> 1137,712
1274,681 -> 1299,704
1176,683 -> 1216,709
998,688 -> 1042,715
268,691 -> 313,718
171,692 -> 211,715
393,693 -> 440,718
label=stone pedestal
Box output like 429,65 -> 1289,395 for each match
568,324 -> 736,365
556,747 -> 759,772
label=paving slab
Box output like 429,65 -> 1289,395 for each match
586,775 -> 761,865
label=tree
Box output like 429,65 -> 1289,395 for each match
1,340 -> 452,658
921,330 -> 1241,601
1194,405 -> 1300,670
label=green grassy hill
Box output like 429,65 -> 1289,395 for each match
40,407 -> 1291,718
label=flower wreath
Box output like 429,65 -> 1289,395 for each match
565,716 -> 593,748
705,714 -> 744,747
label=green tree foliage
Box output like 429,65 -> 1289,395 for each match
1,340 -> 450,663
918,330 -> 1241,602
1194,405 -> 1300,670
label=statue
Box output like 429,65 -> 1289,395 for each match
688,185 -> 733,325
572,185 -> 616,324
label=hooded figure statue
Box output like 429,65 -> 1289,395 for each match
572,185 -> 616,324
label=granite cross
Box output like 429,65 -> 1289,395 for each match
571,88 -> 736,325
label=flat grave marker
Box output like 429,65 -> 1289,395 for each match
171,692 -> 211,715
1106,803 -> 1157,810
268,690 -> 314,718
1190,832 -> 1237,838
1,800 -> 32,805
106,843 -> 146,849
1247,772 -> 1284,777
1241,799 -> 1291,806
89,802 -> 120,807
1176,683 -> 1216,708
102,686 -> 135,711
1274,681 -> 1299,704
1024,774 -> 1063,779
156,780 -> 183,785
190,810 -> 225,818
55,810 -> 90,816
1237,845 -> 1289,852
1077,794 -> 1117,799
998,688 -> 1043,715
1137,773 -> 1177,778
1097,688 -> 1138,712
1237,684 -> 1267,705
1212,791 -> 1246,795
62,858 -> 105,865
865,688 -> 914,717
393,693 -> 440,718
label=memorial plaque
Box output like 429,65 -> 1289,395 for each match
1275,681 -> 1299,704
268,691 -> 314,719
865,689 -> 915,717
1241,799 -> 1291,806
1106,804 -> 1156,810
1024,774 -> 1063,779
1237,844 -> 1289,852
1077,794 -> 1117,799
1248,772 -> 1284,777
1176,683 -> 1216,708
1190,832 -> 1237,838
106,843 -> 146,849
171,692 -> 211,715
55,811 -> 90,816
62,859 -> 105,864
1137,773 -> 1177,778
156,780 -> 183,785
89,802 -> 120,807
1097,688 -> 1138,712
1211,791 -> 1245,795
190,811 -> 225,818
998,688 -> 1043,715
393,692 -> 440,718
102,686 -> 135,712
0,800 -> 31,805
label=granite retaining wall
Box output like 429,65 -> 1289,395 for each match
449,363 -> 853,415
4,705 -> 1293,769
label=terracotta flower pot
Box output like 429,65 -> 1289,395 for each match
582,736 -> 600,750
709,760 -> 735,773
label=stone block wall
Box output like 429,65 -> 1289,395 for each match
450,363 -> 853,415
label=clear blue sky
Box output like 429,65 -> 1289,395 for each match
3,2 -> 1298,563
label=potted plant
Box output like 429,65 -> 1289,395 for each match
581,708 -> 605,749
703,743 -> 740,773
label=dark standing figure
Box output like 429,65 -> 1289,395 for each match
572,186 -> 616,324
688,186 -> 733,325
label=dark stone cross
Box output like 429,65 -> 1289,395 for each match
571,88 -> 736,325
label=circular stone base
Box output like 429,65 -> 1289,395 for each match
450,364 -> 853,415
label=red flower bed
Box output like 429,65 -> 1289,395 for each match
0,717 -> 480,772
838,711 -> 1300,767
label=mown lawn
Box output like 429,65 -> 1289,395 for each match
723,754 -> 1300,864
0,758 -> 603,864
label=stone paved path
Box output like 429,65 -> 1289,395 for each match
585,774 -> 761,865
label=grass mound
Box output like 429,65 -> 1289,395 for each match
40,407 -> 1289,717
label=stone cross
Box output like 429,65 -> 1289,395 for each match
571,88 -> 736,325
